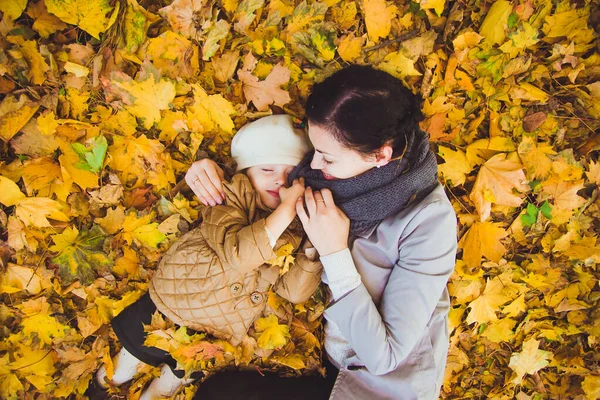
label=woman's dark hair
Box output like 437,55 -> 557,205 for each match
305,65 -> 424,158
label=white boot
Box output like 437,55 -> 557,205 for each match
139,364 -> 195,400
97,347 -> 144,387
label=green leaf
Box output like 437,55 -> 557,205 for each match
71,136 -> 108,173
507,13 -> 518,29
521,203 -> 538,227
540,201 -> 552,219
51,225 -> 113,285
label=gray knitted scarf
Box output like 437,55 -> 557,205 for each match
289,129 -> 439,238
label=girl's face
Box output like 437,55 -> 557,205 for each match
308,124 -> 381,180
246,164 -> 295,209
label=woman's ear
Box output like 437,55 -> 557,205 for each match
375,145 -> 394,166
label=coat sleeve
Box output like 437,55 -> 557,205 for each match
274,240 -> 323,304
322,200 -> 457,376
200,175 -> 276,274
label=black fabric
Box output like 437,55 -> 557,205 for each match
111,292 -> 185,377
289,129 -> 439,238
193,358 -> 339,400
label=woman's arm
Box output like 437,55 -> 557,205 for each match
185,159 -> 226,206
323,200 -> 457,375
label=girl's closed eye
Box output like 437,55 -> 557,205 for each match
322,159 -> 333,165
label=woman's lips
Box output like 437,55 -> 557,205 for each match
267,190 -> 280,198
322,172 -> 336,180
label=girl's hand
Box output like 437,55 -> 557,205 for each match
185,159 -> 226,206
296,187 -> 350,256
279,178 -> 305,209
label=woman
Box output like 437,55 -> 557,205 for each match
186,65 -> 457,400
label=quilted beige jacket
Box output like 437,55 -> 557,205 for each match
148,174 -> 322,345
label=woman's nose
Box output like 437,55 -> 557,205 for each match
310,155 -> 323,170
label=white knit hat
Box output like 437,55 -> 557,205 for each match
231,115 -> 312,171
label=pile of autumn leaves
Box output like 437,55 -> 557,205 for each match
0,0 -> 599,398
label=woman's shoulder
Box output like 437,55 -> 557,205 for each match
387,184 -> 456,231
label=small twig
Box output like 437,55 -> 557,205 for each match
362,29 -> 419,53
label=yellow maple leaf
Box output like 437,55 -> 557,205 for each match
465,137 -> 516,166
16,197 -> 70,228
266,243 -> 295,275
481,318 -> 516,343
508,338 -> 552,384
438,146 -> 473,187
187,84 -> 236,134
378,51 -> 422,79
581,375 -> 600,400
0,0 -> 27,20
21,312 -> 70,346
0,99 -> 40,141
517,135 -> 555,180
37,111 -> 59,135
585,160 -> 600,186
0,176 -> 26,207
113,246 -> 141,278
458,221 -> 507,269
272,353 -> 306,370
419,0 -> 445,16
96,206 -> 126,234
0,264 -> 51,295
45,0 -> 113,39
470,152 -> 529,222
111,72 -> 176,130
203,19 -> 231,60
331,1 -> 357,31
122,212 -> 166,248
362,0 -> 398,43
466,276 -> 512,324
254,314 -> 291,350
9,344 -> 57,390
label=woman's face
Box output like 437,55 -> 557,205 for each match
308,124 -> 378,180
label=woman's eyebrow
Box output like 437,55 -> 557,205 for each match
315,149 -> 333,156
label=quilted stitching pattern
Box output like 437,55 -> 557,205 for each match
149,174 -> 306,345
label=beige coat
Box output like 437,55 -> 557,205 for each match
149,174 -> 322,345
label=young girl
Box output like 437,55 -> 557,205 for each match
95,115 -> 322,399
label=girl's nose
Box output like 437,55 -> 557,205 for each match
275,173 -> 286,186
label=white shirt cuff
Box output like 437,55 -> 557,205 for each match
320,248 -> 362,300
265,226 -> 277,248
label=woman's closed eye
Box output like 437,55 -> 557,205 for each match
322,159 -> 333,165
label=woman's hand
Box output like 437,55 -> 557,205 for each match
185,159 -> 226,206
296,187 -> 350,256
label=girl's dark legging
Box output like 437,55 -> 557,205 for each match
193,360 -> 338,400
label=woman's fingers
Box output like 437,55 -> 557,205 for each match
320,188 -> 335,208
296,197 -> 309,225
205,163 -> 226,199
184,160 -> 226,205
304,187 -> 317,216
196,170 -> 223,205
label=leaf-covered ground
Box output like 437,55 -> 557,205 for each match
0,0 -> 599,399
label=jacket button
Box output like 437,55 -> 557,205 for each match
250,292 -> 263,304
230,283 -> 243,294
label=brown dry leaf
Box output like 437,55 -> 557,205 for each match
238,53 -> 291,112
